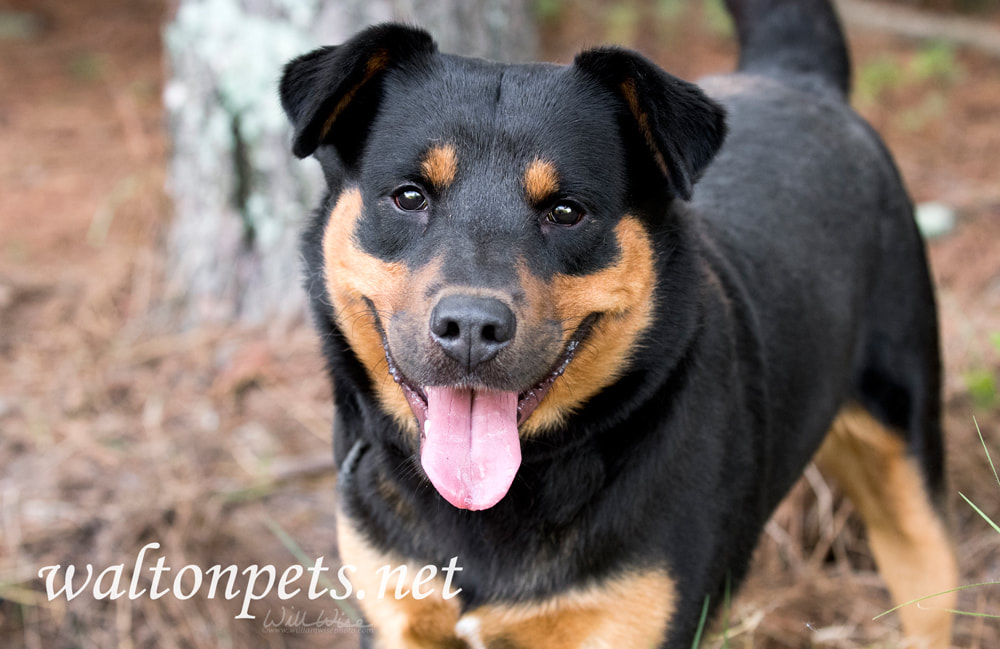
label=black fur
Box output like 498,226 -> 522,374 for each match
725,0 -> 851,95
281,1 -> 943,646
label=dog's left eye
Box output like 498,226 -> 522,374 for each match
545,201 -> 586,226
393,187 -> 428,212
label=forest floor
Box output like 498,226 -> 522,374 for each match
0,0 -> 998,647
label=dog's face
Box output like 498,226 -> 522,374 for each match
281,25 -> 725,510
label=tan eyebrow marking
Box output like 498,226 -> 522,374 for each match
524,158 -> 560,204
421,144 -> 458,190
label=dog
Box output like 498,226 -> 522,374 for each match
279,0 -> 958,646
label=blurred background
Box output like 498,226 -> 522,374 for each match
0,0 -> 998,647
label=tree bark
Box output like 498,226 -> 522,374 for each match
164,0 -> 536,325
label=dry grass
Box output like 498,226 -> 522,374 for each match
1,0 -> 998,647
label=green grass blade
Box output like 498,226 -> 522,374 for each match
974,417 -> 999,488
935,608 -> 1000,619
722,575 -> 731,649
690,595 -> 711,649
960,492 -> 1000,535
874,581 -> 1000,620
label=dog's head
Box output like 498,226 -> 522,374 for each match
281,24 -> 725,510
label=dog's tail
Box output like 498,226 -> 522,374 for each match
724,0 -> 851,97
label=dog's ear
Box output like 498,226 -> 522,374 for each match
573,47 -> 726,200
280,23 -> 437,161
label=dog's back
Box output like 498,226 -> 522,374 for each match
698,0 -> 944,492
697,0 -> 942,495
697,2 -> 956,644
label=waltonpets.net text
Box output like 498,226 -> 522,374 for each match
38,542 -> 463,619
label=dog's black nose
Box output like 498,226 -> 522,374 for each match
429,295 -> 516,371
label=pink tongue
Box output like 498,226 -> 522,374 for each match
420,387 -> 521,511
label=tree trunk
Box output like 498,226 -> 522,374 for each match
164,0 -> 537,325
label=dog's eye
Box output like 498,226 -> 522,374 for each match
546,202 -> 585,226
393,187 -> 428,212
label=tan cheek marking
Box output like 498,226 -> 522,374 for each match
337,512 -> 464,649
524,158 -> 559,204
320,49 -> 390,140
814,405 -> 957,649
322,187 -> 418,434
421,144 -> 458,190
520,216 -> 657,435
460,570 -> 675,649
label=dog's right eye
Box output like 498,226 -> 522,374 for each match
393,187 -> 428,212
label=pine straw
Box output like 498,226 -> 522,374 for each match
0,277 -> 353,648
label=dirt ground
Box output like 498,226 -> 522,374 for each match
0,1 -> 997,648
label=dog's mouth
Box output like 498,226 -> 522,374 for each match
379,314 -> 598,511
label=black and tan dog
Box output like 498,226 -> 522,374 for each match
279,0 -> 958,646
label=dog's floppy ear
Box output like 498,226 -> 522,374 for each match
279,23 -> 437,161
574,47 -> 726,200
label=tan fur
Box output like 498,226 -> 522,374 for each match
815,405 -> 958,649
322,187 -> 433,435
518,216 -> 658,435
460,570 -> 674,649
524,158 -> 560,204
339,511 -> 673,649
422,144 -> 458,190
320,49 -> 390,140
337,514 -> 464,649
